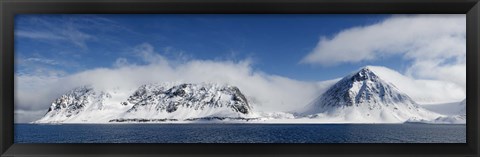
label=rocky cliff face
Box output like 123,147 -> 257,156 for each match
123,83 -> 252,119
34,83 -> 253,123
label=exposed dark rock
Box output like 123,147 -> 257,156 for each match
44,86 -> 110,117
315,66 -> 418,112
126,83 -> 252,115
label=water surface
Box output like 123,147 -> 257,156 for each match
15,124 -> 466,143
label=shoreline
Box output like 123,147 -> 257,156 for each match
22,121 -> 466,125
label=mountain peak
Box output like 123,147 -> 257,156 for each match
350,66 -> 381,82
314,66 -> 418,111
361,65 -> 375,70
307,66 -> 438,122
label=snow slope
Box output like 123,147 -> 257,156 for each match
34,83 -> 254,123
35,86 -> 120,123
421,99 -> 466,116
413,99 -> 466,124
407,115 -> 466,124
309,66 -> 441,123
364,66 -> 464,104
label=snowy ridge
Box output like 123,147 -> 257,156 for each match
123,83 -> 254,120
35,86 -> 113,123
34,83 -> 254,123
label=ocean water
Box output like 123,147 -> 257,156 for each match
14,124 -> 465,143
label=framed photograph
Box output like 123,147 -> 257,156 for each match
1,0 -> 479,156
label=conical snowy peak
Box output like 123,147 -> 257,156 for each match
319,66 -> 415,109
311,66 -> 439,123
350,66 -> 381,82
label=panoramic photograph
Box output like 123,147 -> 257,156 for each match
14,14 -> 466,143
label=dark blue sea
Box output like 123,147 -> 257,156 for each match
14,124 -> 465,143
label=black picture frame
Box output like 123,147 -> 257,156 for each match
1,0 -> 479,156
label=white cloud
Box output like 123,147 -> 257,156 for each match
133,43 -> 168,65
61,23 -> 93,48
113,57 -> 130,68
14,73 -> 66,123
16,28 -> 93,49
15,110 -> 50,123
301,15 -> 466,91
162,46 -> 191,62
24,57 -> 59,65
15,55 -> 68,78
15,31 -> 65,40
15,16 -> 113,49
61,53 -> 329,112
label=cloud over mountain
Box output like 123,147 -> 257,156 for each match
301,15 -> 466,91
15,43 -> 331,123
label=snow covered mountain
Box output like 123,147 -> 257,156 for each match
34,83 -> 254,123
309,66 -> 440,123
35,86 -> 113,123
121,83 -> 254,120
33,66 -> 464,124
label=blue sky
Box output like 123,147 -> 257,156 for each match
14,14 -> 414,81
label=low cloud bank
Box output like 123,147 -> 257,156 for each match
15,43 -> 331,123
